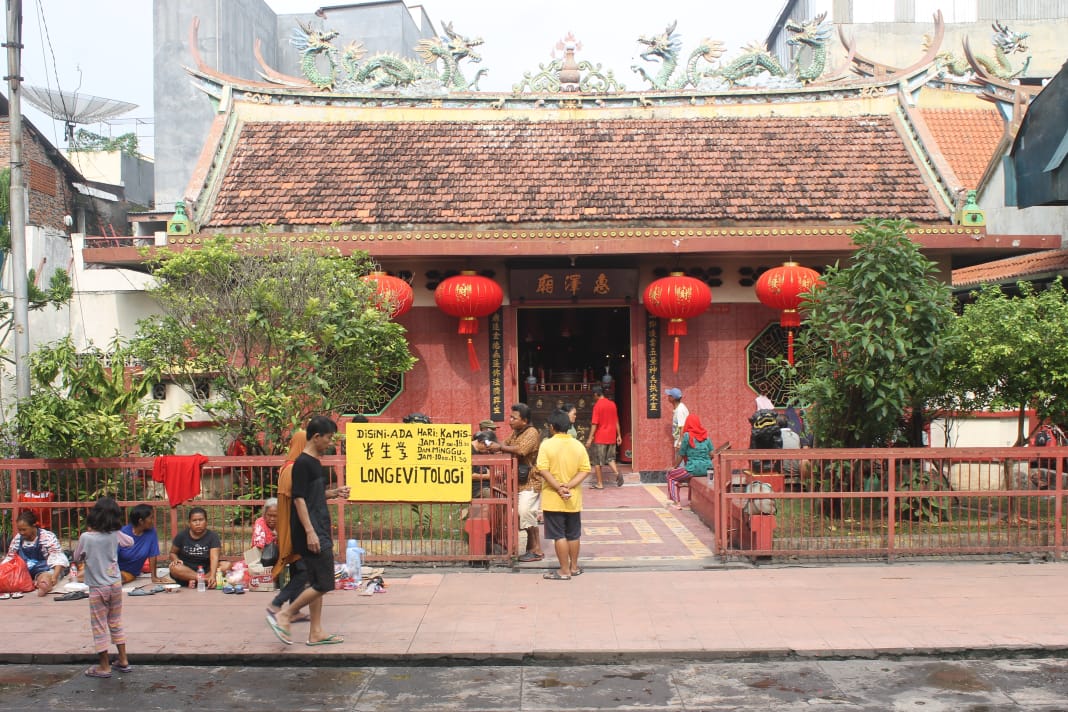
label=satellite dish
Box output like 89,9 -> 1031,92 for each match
21,85 -> 136,143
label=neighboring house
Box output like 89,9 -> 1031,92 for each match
75,10 -> 1061,465
151,0 -> 436,212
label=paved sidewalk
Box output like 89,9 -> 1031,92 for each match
2,560 -> 1066,663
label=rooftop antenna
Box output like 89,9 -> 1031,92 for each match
21,79 -> 136,145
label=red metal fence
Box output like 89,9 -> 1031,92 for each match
709,447 -> 1068,561
0,454 -> 518,565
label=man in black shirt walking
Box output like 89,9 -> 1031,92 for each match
267,415 -> 349,646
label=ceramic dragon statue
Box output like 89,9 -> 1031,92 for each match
632,13 -> 832,90
716,12 -> 833,85
631,21 -> 726,90
289,20 -> 487,92
934,21 -> 1031,81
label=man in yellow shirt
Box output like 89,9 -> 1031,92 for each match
536,410 -> 592,580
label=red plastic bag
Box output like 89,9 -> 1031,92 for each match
0,556 -> 35,593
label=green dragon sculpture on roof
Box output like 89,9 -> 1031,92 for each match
933,21 -> 1032,81
632,13 -> 833,90
289,20 -> 487,92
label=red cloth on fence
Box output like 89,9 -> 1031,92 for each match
152,454 -> 209,507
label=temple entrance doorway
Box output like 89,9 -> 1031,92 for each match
514,306 -> 718,569
517,306 -> 631,459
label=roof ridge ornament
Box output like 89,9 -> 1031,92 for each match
287,19 -> 487,93
512,32 -> 625,94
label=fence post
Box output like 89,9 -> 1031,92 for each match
886,455 -> 896,564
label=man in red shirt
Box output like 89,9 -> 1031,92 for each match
585,385 -> 623,488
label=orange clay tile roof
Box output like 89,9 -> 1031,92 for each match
918,107 -> 1005,189
953,249 -> 1068,288
203,115 -> 946,228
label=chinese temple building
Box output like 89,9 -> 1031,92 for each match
84,11 -> 1060,471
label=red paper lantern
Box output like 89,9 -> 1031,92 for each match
754,262 -> 823,365
434,271 -> 503,371
643,272 -> 712,372
361,271 -> 414,318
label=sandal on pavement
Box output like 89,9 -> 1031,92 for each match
616,474 -> 624,487
306,633 -> 344,646
542,572 -> 570,581
84,666 -> 112,679
266,615 -> 293,645
128,587 -> 154,597
0,594 -> 9,600
56,590 -> 89,601
10,592 -> 23,599
110,660 -> 133,673
517,552 -> 544,562
571,568 -> 585,576
591,484 -> 604,490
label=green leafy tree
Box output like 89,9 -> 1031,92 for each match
788,218 -> 956,447
133,235 -> 416,454
945,278 -> 1068,445
2,336 -> 185,458
68,129 -> 139,156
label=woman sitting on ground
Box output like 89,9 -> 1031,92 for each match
4,511 -> 69,596
665,414 -> 714,509
117,504 -> 171,585
167,507 -> 227,589
251,498 -> 278,560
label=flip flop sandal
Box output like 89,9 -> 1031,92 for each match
128,588 -> 155,597
571,568 -> 585,577
616,474 -> 625,487
56,590 -> 89,601
10,592 -> 23,599
305,633 -> 344,646
109,660 -> 133,673
591,484 -> 604,490
266,615 -> 293,645
0,594 -> 9,600
84,666 -> 112,679
542,572 -> 570,580
517,552 -> 544,562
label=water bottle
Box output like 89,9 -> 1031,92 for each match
345,539 -> 364,580
196,566 -> 206,592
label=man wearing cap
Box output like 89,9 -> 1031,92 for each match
665,388 -> 689,457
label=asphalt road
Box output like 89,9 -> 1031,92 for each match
2,656 -> 1067,710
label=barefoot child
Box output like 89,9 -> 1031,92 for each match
73,497 -> 134,679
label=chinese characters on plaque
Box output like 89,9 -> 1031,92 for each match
511,269 -> 636,302
646,312 -> 661,419
488,309 -> 505,423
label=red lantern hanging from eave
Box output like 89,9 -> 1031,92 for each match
361,271 -> 414,318
434,271 -> 504,371
643,272 -> 713,372
754,261 -> 824,366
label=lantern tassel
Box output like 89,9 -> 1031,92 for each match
673,336 -> 680,373
467,338 -> 480,371
787,329 -> 795,366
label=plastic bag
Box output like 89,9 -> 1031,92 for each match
0,556 -> 36,593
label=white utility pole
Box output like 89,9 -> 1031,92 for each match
5,0 -> 29,400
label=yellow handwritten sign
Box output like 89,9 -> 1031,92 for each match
345,423 -> 472,502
